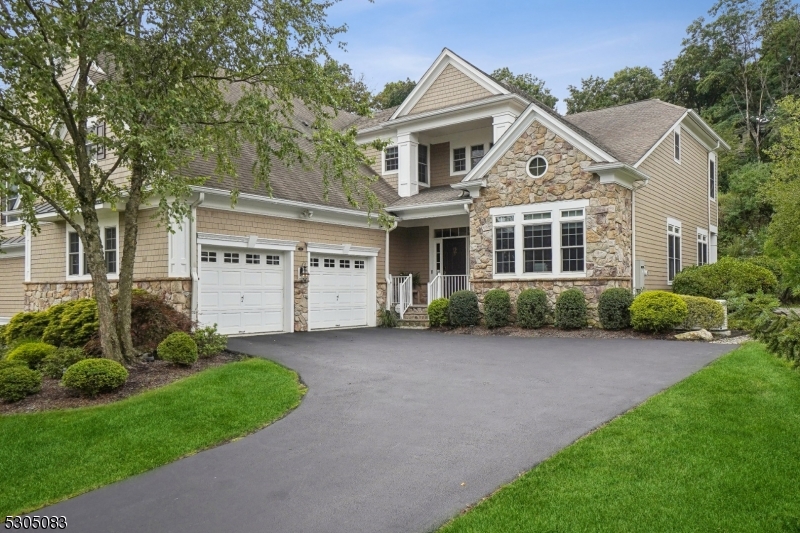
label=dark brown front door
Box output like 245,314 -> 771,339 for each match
442,237 -> 467,276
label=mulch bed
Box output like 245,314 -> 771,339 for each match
1,351 -> 244,416
440,325 -> 693,340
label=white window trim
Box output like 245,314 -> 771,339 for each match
525,155 -> 549,178
697,227 -> 709,266
451,146 -> 469,175
418,143 -> 430,187
382,145 -> 399,176
667,217 -> 682,285
66,223 -> 119,281
673,126 -> 682,164
490,199 -> 589,279
708,152 -> 717,200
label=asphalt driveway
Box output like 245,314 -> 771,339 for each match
40,329 -> 733,533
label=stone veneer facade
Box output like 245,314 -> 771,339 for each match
469,122 -> 633,322
24,279 -> 193,316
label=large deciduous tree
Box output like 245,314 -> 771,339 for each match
565,67 -> 660,114
0,0 -> 383,362
372,78 -> 416,110
490,67 -> 558,109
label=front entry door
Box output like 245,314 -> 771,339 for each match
442,237 -> 467,276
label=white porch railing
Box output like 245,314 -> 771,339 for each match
388,274 -> 413,319
427,274 -> 470,305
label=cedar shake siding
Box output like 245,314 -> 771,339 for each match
409,65 -> 492,115
389,226 -> 429,303
636,129 -> 712,290
429,142 -> 462,188
0,257 -> 25,317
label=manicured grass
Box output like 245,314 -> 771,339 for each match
439,343 -> 800,533
0,358 -> 304,516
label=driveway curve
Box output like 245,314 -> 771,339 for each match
40,329 -> 733,533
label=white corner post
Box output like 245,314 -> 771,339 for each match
492,112 -> 516,143
396,132 -> 419,198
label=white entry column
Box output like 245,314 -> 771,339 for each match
396,132 -> 419,198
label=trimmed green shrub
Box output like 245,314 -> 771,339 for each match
0,366 -> 42,402
679,295 -> 725,330
598,288 -> 634,330
483,289 -> 511,328
62,358 -> 128,397
44,299 -> 99,348
554,289 -> 588,330
630,291 -> 689,332
449,291 -> 480,327
157,332 -> 198,366
6,342 -> 57,369
40,347 -> 87,379
41,301 -> 81,346
726,291 -> 780,332
4,311 -> 50,345
427,298 -> 450,327
516,289 -> 550,329
745,256 -> 782,282
672,257 -> 778,299
0,358 -> 27,372
753,310 -> 800,365
192,325 -> 228,358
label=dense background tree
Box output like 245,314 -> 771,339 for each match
565,67 -> 660,114
0,0 -> 383,361
372,78 -> 417,110
490,67 -> 558,109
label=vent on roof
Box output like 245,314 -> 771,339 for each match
301,120 -> 310,128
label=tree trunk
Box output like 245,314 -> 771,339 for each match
81,207 -> 124,362
116,162 -> 146,361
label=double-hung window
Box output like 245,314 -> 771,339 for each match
67,224 -> 118,277
384,146 -> 398,173
88,121 -> 107,160
697,229 -> 708,266
709,156 -> 716,199
418,144 -> 428,185
668,219 -> 682,283
491,200 -> 588,278
453,147 -> 467,172
470,144 -> 485,168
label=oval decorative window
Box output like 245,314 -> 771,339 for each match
526,156 -> 548,178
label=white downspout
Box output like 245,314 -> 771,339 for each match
385,218 -> 399,310
189,192 -> 205,324
631,179 -> 648,292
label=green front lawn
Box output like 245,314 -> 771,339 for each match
440,343 -> 800,533
0,358 -> 304,516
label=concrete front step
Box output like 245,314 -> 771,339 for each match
397,319 -> 430,329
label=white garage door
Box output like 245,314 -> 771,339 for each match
309,255 -> 368,329
199,248 -> 285,335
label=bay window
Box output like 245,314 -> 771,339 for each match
491,200 -> 588,278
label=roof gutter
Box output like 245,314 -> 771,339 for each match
587,162 -> 650,190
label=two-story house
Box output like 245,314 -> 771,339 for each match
0,48 -> 727,331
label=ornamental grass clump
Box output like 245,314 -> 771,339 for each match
516,289 -> 550,329
483,289 -> 511,328
630,291 -> 689,332
157,332 -> 199,366
598,288 -> 634,330
448,291 -> 480,327
62,359 -> 128,397
0,366 -> 42,402
554,289 -> 588,330
427,298 -> 450,327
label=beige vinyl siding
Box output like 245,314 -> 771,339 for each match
409,65 -> 492,115
430,142 -> 462,187
196,208 -> 386,283
362,145 -> 384,177
30,222 -> 67,281
636,128 -> 711,290
131,210 -> 170,279
0,257 -> 25,317
389,227 -> 429,285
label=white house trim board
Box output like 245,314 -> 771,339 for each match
391,48 -> 509,120
24,224 -> 32,281
0,242 -> 25,259
306,242 -> 380,257
388,200 -> 472,221
168,216 -> 191,278
197,233 -> 298,252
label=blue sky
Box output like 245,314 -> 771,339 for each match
326,0 -> 715,112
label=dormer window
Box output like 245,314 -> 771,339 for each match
384,146 -> 398,173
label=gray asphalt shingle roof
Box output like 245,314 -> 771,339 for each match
388,185 -> 469,209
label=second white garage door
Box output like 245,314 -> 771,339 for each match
308,255 -> 368,329
199,247 -> 285,335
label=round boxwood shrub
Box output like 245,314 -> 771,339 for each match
554,289 -> 588,330
0,366 -> 42,402
516,289 -> 550,329
448,291 -> 480,327
598,288 -> 634,330
40,347 -> 87,379
6,342 -> 57,369
672,257 -> 777,299
62,358 -> 128,397
0,358 -> 27,372
157,332 -> 199,366
679,295 -> 725,330
483,289 -> 511,328
427,298 -> 450,327
4,311 -> 50,345
630,291 -> 689,332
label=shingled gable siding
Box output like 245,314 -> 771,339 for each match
389,226 -> 429,304
636,127 -> 711,290
409,65 -> 493,115
469,122 -> 633,323
0,256 -> 25,318
195,207 -> 387,331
